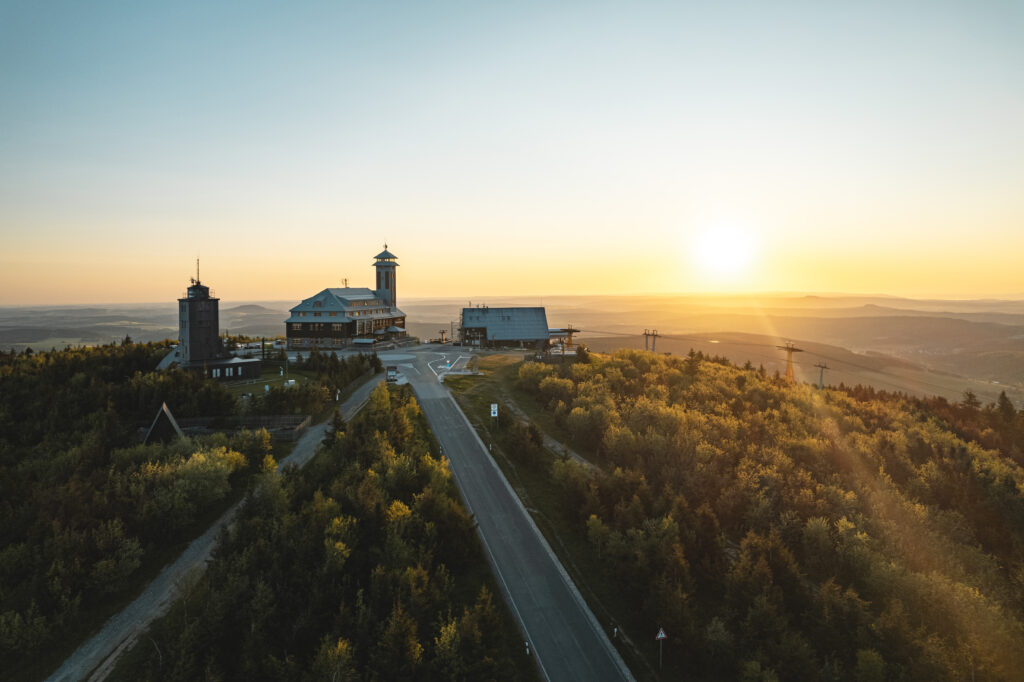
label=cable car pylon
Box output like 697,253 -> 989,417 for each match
777,342 -> 804,382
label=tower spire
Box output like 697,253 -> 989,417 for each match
196,257 -> 200,284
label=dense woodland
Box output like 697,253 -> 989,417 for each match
511,350 -> 1024,681
113,383 -> 533,681
0,342 -> 375,677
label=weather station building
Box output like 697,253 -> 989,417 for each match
158,264 -> 262,380
459,306 -> 550,349
285,247 -> 408,350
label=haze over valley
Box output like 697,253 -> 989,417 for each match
6,293 -> 1023,404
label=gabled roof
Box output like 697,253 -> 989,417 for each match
326,287 -> 379,301
144,402 -> 185,445
461,307 -> 550,341
286,287 -> 404,323
288,288 -> 378,314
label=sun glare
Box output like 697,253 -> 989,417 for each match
692,223 -> 758,279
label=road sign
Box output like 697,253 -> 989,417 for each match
490,403 -> 498,418
656,627 -> 666,640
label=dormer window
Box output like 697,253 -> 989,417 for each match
313,301 -> 323,308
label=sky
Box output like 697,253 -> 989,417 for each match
1,0 -> 1022,304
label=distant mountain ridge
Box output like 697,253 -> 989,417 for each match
3,296 -> 1024,403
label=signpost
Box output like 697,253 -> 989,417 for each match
656,627 -> 666,671
490,403 -> 498,428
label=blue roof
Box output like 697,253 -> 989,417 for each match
461,307 -> 549,342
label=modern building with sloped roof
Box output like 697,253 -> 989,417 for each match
460,306 -> 550,349
285,247 -> 407,350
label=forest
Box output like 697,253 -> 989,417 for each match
111,383 -> 534,681
507,349 -> 1024,681
0,342 -> 374,679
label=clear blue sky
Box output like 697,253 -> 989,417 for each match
1,1 -> 1022,303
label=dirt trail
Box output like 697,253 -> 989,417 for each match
493,385 -> 597,471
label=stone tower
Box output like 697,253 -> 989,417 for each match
178,261 -> 222,364
373,245 -> 398,308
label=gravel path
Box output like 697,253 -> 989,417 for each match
45,375 -> 383,682
492,386 -> 597,471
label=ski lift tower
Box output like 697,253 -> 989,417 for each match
777,342 -> 804,382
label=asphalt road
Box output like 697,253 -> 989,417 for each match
396,350 -> 633,682
46,375 -> 383,682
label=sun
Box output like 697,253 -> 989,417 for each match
692,223 -> 758,279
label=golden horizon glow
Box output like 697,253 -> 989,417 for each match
1,3 -> 1023,305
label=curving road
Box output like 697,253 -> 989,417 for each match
393,349 -> 633,682
46,375 -> 383,682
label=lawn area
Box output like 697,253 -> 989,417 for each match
448,354 -> 574,446
222,363 -> 319,399
447,355 -> 663,681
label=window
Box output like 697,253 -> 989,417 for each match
313,312 -> 321,317
300,312 -> 306,317
212,368 -> 221,378
226,367 -> 234,377
314,301 -> 323,308
329,312 -> 337,317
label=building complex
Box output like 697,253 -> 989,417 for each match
285,247 -> 407,350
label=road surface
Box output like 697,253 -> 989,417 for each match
46,375 -> 383,682
395,350 -> 633,682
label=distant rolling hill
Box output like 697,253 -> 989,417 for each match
4,295 -> 1024,406
220,304 -> 290,337
585,331 -> 1021,406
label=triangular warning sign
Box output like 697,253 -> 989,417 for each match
656,627 -> 666,640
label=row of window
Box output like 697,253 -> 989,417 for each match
290,323 -> 349,332
210,366 -> 241,378
298,309 -> 387,318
